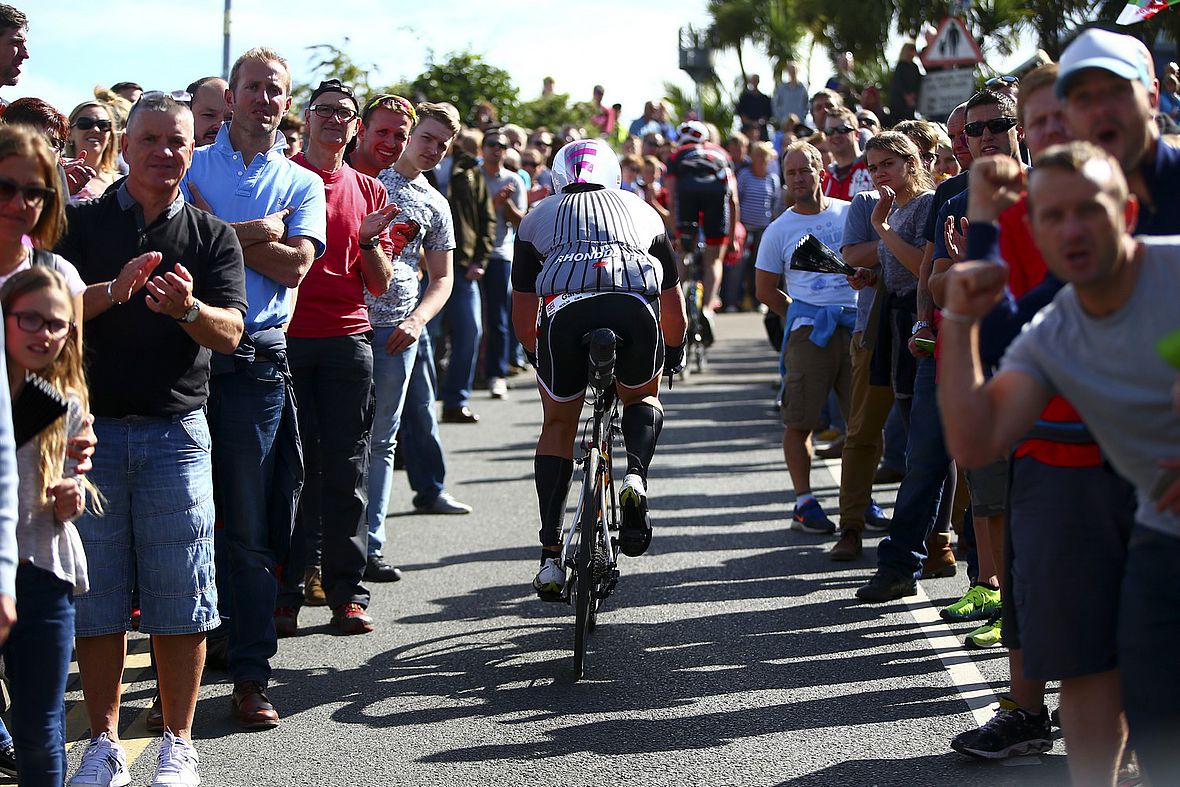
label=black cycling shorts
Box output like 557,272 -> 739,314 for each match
676,185 -> 730,246
536,292 -> 664,401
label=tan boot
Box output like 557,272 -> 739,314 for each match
303,566 -> 327,606
921,532 -> 957,579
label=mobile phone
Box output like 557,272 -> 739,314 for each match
914,337 -> 936,353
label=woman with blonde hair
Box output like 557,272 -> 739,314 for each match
64,101 -> 120,201
0,123 -> 97,786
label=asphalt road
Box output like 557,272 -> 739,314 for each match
48,312 -> 1076,787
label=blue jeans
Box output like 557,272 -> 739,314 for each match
875,357 -> 950,580
401,329 -> 447,512
882,402 -> 907,470
3,564 -> 73,786
430,273 -> 481,408
482,255 -> 513,379
1119,525 -> 1180,784
208,363 -> 285,685
365,326 -> 418,552
75,411 -> 218,637
282,334 -> 373,611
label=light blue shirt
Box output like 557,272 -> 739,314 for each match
182,123 -> 327,332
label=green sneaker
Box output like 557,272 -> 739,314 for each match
966,617 -> 1003,648
940,584 -> 1001,622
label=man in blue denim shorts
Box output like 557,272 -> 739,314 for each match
58,93 -> 246,787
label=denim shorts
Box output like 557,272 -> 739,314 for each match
73,410 -> 219,637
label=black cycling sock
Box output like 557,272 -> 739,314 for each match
535,454 -> 574,549
622,402 -> 663,480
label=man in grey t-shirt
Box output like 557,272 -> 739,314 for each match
938,143 -> 1180,785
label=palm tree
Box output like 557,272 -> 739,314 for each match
708,0 -> 759,85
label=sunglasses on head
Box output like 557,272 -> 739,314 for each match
71,117 -> 112,132
825,124 -> 856,135
985,75 -> 1019,89
309,104 -> 358,122
0,176 -> 53,208
964,116 -> 1018,137
6,310 -> 73,338
363,94 -> 417,124
141,90 -> 191,104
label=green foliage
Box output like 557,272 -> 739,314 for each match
290,40 -> 382,109
515,93 -> 595,132
663,81 -> 736,136
408,50 -> 519,127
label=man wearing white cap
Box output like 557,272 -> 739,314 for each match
1057,26 -> 1180,233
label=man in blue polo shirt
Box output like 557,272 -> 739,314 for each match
182,46 -> 326,730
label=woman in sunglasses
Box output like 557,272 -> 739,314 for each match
64,101 -> 119,202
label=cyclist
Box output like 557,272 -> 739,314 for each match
664,120 -> 738,341
511,139 -> 688,599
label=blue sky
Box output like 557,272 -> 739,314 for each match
11,1 -> 1035,124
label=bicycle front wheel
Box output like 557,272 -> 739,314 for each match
573,445 -> 600,681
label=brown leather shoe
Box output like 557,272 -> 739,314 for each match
921,532 -> 957,579
303,566 -> 327,606
441,406 -> 480,424
232,681 -> 280,730
829,528 -> 862,561
146,692 -> 165,733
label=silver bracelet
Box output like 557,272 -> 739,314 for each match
940,308 -> 977,325
105,280 -> 121,305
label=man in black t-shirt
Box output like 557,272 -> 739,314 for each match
57,94 -> 246,787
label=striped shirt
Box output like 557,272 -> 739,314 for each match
514,186 -> 671,297
736,168 -> 782,230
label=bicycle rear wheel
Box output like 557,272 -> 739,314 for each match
573,445 -> 600,680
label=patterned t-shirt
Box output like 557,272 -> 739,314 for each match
368,169 -> 456,327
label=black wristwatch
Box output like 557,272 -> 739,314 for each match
176,301 -> 201,324
358,236 -> 380,250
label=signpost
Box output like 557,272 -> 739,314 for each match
919,68 -> 977,118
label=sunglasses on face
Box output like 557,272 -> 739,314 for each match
309,104 -> 358,122
964,116 -> 1019,137
859,117 -> 878,128
0,176 -> 53,208
363,94 -> 417,124
484,141 -> 507,150
985,75 -> 1019,89
825,124 -> 855,135
45,135 -> 64,153
6,310 -> 73,338
71,117 -> 112,132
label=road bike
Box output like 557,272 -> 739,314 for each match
556,328 -> 623,680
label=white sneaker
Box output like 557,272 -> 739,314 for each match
151,729 -> 200,786
489,377 -> 508,399
532,557 -> 566,599
68,733 -> 131,787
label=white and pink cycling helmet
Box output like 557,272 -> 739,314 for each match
550,138 -> 622,192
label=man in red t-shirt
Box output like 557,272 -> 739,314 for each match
821,107 -> 872,201
283,79 -> 400,636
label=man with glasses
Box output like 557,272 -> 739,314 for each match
275,78 -> 398,640
181,47 -> 326,728
60,92 -> 247,787
477,130 -> 526,402
821,107 -> 873,201
421,106 -> 493,423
